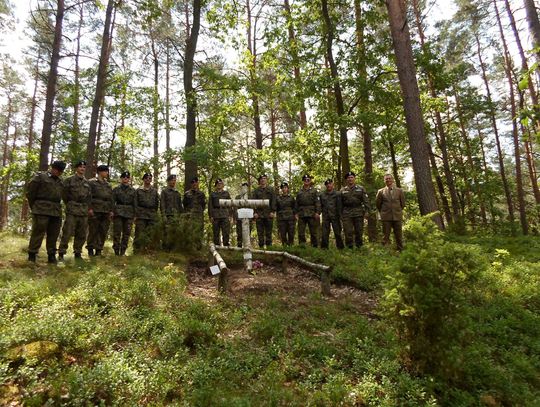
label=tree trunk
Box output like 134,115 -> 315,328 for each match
523,0 -> 540,77
246,0 -> 263,150
85,0 -> 115,178
475,32 -> 515,222
321,0 -> 350,179
494,0 -> 528,234
72,3 -> 83,153
385,0 -> 442,227
39,0 -> 64,171
165,37 -> 171,177
151,37 -> 160,187
428,142 -> 451,226
183,0 -> 202,190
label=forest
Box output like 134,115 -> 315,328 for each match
0,0 -> 540,405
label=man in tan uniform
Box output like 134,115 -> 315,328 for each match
375,174 -> 405,251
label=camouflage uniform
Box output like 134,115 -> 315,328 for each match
133,187 -> 159,252
320,190 -> 344,249
340,184 -> 369,248
209,190 -> 232,246
295,187 -> 321,247
251,186 -> 277,247
112,184 -> 135,255
27,171 -> 64,256
59,175 -> 91,256
87,178 -> 113,253
276,194 -> 296,246
183,189 -> 206,248
160,187 -> 183,250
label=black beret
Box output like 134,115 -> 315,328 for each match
324,178 -> 333,186
120,171 -> 130,178
345,171 -> 356,178
167,174 -> 177,181
257,174 -> 267,182
142,173 -> 152,180
241,182 -> 249,187
51,161 -> 66,171
96,164 -> 109,172
280,182 -> 289,189
214,178 -> 223,185
75,160 -> 86,167
302,174 -> 311,181
190,177 -> 199,184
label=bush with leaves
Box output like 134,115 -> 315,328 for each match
381,215 -> 487,380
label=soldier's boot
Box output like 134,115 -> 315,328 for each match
74,252 -> 83,260
120,249 -> 126,256
47,254 -> 57,264
114,248 -> 120,256
95,250 -> 102,256
28,253 -> 37,262
58,253 -> 64,261
88,248 -> 95,257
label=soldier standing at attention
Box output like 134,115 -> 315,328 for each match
276,182 -> 296,246
340,171 -> 369,248
112,171 -> 135,256
87,165 -> 114,256
26,160 -> 66,263
58,160 -> 92,260
376,174 -> 406,251
320,179 -> 344,249
160,174 -> 183,250
251,174 -> 277,248
295,174 -> 321,247
133,173 -> 159,253
209,178 -> 232,246
183,177 -> 206,248
234,182 -> 249,248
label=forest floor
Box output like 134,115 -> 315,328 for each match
0,230 -> 539,406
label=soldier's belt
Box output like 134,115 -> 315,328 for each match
36,198 -> 61,204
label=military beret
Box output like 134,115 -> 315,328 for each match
324,178 -> 333,186
190,177 -> 199,184
96,164 -> 109,172
257,174 -> 267,182
51,160 -> 66,171
75,160 -> 87,168
241,182 -> 249,187
302,174 -> 311,181
280,182 -> 289,189
120,171 -> 130,178
214,178 -> 223,185
344,171 -> 356,178
142,173 -> 152,180
167,174 -> 177,182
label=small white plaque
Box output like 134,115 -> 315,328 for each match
243,252 -> 252,260
210,265 -> 220,275
237,208 -> 254,219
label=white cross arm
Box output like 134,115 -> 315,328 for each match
218,199 -> 270,208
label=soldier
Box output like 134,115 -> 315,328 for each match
133,173 -> 159,253
295,174 -> 321,247
340,171 -> 369,248
320,179 -> 344,249
26,160 -> 66,263
112,171 -> 135,256
375,173 -> 406,251
58,160 -> 92,260
209,178 -> 232,246
276,182 -> 296,246
251,174 -> 277,248
87,165 -> 114,256
234,182 -> 249,248
183,177 -> 206,248
160,174 -> 183,250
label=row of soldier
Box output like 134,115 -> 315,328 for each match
26,160 -> 405,263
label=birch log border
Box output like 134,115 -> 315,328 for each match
209,243 -> 230,293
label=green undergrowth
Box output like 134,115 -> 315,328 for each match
0,228 -> 539,405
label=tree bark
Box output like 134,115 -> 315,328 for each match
523,0 -> 540,77
39,0 -> 64,171
151,36 -> 160,187
246,0 -> 263,150
385,0 -> 442,226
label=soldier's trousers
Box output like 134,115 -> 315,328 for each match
321,218 -> 344,249
59,214 -> 88,255
87,212 -> 110,251
28,215 -> 62,255
212,217 -> 230,246
278,219 -> 295,246
298,216 -> 319,247
343,216 -> 364,248
113,216 -> 132,254
255,218 -> 273,247
382,220 -> 403,251
133,218 -> 155,253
